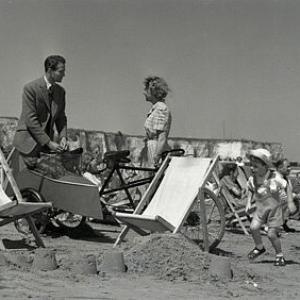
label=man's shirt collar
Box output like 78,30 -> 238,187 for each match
43,76 -> 52,90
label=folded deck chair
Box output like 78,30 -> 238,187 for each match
114,155 -> 219,247
219,186 -> 250,235
210,163 -> 254,235
0,148 -> 52,248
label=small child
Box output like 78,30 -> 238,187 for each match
274,158 -> 297,232
245,149 -> 288,266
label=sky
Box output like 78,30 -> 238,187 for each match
1,0 -> 300,160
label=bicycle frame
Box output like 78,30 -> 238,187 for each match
99,164 -> 157,208
98,148 -> 185,208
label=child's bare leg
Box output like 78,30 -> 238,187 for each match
267,227 -> 282,255
268,227 -> 286,266
248,218 -> 266,260
250,219 -> 264,249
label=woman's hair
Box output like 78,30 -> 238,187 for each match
143,76 -> 170,100
44,55 -> 66,72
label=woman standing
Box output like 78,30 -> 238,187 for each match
143,76 -> 172,167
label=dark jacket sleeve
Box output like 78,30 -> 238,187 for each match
22,84 -> 50,146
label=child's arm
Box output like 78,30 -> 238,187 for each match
245,188 -> 253,213
273,174 -> 297,214
245,176 -> 254,213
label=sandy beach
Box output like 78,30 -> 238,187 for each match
0,218 -> 300,300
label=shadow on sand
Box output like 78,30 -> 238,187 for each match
210,247 -> 235,257
1,238 -> 36,250
252,259 -> 300,265
43,222 -> 118,244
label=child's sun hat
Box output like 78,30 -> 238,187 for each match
249,148 -> 272,167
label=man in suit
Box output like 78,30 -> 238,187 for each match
13,55 -> 68,169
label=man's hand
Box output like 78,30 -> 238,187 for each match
59,137 -> 68,151
47,141 -> 65,153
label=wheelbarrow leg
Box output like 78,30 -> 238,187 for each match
113,225 -> 129,248
26,216 -> 45,248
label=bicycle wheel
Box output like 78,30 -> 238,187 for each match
181,187 -> 225,251
14,188 -> 50,235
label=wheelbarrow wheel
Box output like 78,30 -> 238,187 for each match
181,187 -> 225,251
14,188 -> 50,235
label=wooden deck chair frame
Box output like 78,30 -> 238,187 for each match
212,172 -> 250,235
113,154 -> 220,251
0,148 -> 51,249
0,147 -> 19,190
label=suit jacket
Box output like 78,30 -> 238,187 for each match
13,77 -> 67,154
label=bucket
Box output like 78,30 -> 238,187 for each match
32,249 -> 58,271
209,255 -> 233,281
100,251 -> 126,273
71,253 -> 98,275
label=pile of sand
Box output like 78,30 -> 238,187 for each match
124,233 -> 211,282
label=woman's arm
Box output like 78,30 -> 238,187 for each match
153,131 -> 168,166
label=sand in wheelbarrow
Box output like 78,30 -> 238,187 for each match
124,233 -> 233,282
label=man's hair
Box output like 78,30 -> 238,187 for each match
44,55 -> 66,72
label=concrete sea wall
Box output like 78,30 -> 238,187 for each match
0,116 -> 283,164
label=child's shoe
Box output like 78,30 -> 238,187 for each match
274,256 -> 286,267
248,247 -> 266,261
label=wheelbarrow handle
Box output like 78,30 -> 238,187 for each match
43,147 -> 84,155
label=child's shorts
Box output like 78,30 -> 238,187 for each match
252,203 -> 283,228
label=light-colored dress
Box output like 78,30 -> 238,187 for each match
144,101 -> 172,166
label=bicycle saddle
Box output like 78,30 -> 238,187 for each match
161,148 -> 185,160
103,150 -> 131,164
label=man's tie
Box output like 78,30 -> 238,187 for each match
45,85 -> 54,135
48,85 -> 54,110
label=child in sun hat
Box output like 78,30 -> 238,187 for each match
245,148 -> 288,266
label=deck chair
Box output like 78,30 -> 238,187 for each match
214,165 -> 255,235
218,186 -> 250,235
0,148 -> 52,248
113,155 -> 219,248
